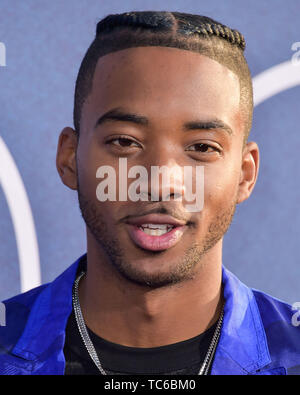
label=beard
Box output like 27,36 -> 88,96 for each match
77,182 -> 237,289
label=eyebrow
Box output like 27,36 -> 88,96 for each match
95,108 -> 149,128
94,107 -> 232,135
184,119 -> 233,135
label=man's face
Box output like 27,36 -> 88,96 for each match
76,46 -> 245,287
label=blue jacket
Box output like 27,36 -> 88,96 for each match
0,253 -> 300,375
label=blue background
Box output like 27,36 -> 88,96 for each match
0,0 -> 299,303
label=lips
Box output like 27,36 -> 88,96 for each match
125,214 -> 187,251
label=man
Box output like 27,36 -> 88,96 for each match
1,11 -> 299,376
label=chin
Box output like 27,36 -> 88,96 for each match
113,255 -> 194,289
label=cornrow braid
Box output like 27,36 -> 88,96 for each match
172,14 -> 245,50
74,11 -> 253,141
96,11 -> 174,34
96,11 -> 246,50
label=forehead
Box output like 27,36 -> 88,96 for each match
82,46 -> 241,133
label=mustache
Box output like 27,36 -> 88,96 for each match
119,203 -> 194,225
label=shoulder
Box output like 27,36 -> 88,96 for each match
253,288 -> 296,325
252,288 -> 300,374
0,256 -> 83,360
0,284 -> 48,354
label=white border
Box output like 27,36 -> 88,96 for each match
0,137 -> 41,292
253,60 -> 300,107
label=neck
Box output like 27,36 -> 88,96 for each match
79,233 -> 224,348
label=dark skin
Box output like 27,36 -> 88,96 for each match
56,46 -> 259,348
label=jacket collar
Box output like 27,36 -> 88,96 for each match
211,267 -> 271,375
10,254 -> 271,374
10,254 -> 82,368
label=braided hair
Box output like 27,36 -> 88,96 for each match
74,11 -> 252,141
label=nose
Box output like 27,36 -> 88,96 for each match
142,143 -> 186,202
149,162 -> 185,202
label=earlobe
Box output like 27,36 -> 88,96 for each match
237,141 -> 260,204
56,127 -> 78,190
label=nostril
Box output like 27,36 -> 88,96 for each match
162,191 -> 183,201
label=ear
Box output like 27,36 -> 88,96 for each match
236,141 -> 260,204
56,127 -> 78,190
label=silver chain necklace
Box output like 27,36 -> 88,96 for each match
72,271 -> 224,375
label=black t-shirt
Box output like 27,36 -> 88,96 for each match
63,309 -> 217,375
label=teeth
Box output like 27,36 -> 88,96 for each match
142,228 -> 168,236
141,223 -> 168,229
139,223 -> 174,236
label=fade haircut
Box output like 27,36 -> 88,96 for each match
74,11 -> 253,142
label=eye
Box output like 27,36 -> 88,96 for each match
186,143 -> 220,153
105,136 -> 142,149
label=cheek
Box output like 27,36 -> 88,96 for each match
77,141 -> 128,223
77,138 -> 114,198
204,161 -> 240,210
